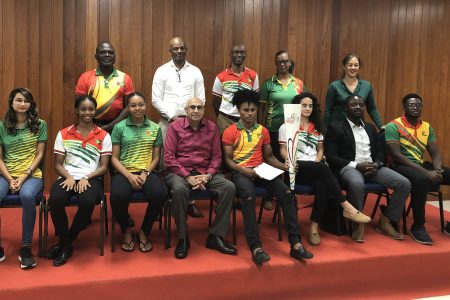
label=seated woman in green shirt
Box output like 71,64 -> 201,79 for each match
110,92 -> 167,252
324,53 -> 384,130
0,88 -> 47,269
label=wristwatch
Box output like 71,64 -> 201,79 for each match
377,162 -> 384,169
142,170 -> 150,176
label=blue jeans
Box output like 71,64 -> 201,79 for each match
0,175 -> 43,245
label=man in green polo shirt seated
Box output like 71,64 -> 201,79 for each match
385,93 -> 450,245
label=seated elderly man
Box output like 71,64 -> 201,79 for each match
223,89 -> 313,266
164,98 -> 237,259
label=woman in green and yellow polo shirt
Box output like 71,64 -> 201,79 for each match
0,88 -> 47,269
110,92 -> 167,253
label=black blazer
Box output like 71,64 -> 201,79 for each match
324,119 -> 384,173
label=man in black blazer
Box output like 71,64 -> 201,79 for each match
325,94 -> 411,243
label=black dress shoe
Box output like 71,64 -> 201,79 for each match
174,238 -> 190,259
53,246 -> 73,267
205,234 -> 237,255
46,244 -> 62,259
187,204 -> 204,218
290,245 -> 313,260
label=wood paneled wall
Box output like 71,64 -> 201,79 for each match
0,0 -> 449,191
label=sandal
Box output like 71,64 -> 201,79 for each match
138,233 -> 153,253
121,232 -> 135,252
139,239 -> 153,253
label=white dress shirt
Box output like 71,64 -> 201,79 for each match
151,60 -> 205,121
346,118 -> 372,168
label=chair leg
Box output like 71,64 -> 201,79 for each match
165,200 -> 172,249
258,197 -> 264,224
232,203 -> 237,245
158,209 -> 163,231
208,199 -> 214,227
370,194 -> 383,219
272,201 -> 279,223
277,201 -> 282,241
43,201 -> 49,255
38,199 -> 44,257
402,208 -> 408,235
439,191 -> 445,233
104,194 -> 109,235
100,200 -> 105,256
406,201 -> 412,216
111,214 -> 116,252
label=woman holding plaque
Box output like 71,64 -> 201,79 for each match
279,92 -> 370,246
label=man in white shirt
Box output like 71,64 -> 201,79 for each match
152,37 -> 205,137
152,37 -> 205,218
325,94 -> 411,243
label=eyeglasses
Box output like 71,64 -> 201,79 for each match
277,60 -> 290,65
188,105 -> 204,111
405,103 -> 422,108
176,70 -> 181,82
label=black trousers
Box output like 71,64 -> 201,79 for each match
296,161 -> 346,223
110,172 -> 167,235
392,162 -> 450,226
232,172 -> 301,251
49,178 -> 103,247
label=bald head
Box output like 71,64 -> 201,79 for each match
185,98 -> 205,124
169,37 -> 187,67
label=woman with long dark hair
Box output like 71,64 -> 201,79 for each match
279,92 -> 370,246
0,88 -> 47,269
47,95 -> 111,267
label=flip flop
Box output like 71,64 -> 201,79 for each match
121,239 -> 135,252
138,236 -> 153,253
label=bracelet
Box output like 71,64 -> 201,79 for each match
26,168 -> 33,176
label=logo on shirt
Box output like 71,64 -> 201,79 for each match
96,139 -> 101,145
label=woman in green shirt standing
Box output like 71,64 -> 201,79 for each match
259,51 -> 306,210
324,53 -> 384,129
0,88 -> 47,269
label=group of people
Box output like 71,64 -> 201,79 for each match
0,37 -> 449,270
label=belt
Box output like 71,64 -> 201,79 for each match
220,112 -> 240,122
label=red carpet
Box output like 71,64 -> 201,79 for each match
1,195 -> 450,300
